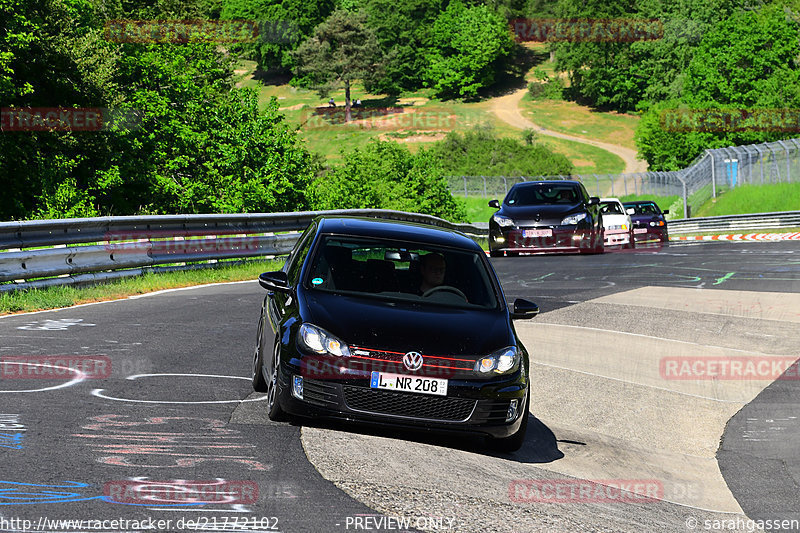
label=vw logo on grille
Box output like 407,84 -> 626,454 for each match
402,351 -> 424,371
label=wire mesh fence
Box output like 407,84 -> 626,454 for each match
447,137 -> 800,218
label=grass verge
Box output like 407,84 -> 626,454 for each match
693,183 -> 800,217
519,96 -> 640,150
0,259 -> 284,316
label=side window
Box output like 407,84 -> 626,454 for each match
285,223 -> 316,284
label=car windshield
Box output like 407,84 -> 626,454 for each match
600,201 -> 624,215
625,202 -> 660,215
305,236 -> 500,310
505,184 -> 581,206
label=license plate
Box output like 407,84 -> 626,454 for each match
634,228 -> 648,234
370,371 -> 448,396
523,229 -> 552,238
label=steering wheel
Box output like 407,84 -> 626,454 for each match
422,285 -> 468,301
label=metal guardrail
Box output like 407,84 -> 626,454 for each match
0,210 -> 488,292
1,208 -> 796,292
667,211 -> 800,234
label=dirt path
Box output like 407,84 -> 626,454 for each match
491,88 -> 649,175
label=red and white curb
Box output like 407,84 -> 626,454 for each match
671,232 -> 800,242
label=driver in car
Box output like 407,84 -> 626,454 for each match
418,253 -> 446,294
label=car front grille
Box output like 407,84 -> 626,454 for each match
343,386 -> 476,422
348,346 -> 476,377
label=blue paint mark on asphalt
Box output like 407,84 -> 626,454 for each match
0,481 -> 201,506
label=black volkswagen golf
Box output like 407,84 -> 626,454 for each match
253,217 -> 539,451
488,180 -> 604,256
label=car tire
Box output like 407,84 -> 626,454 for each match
252,317 -> 269,393
489,250 -> 503,258
488,387 -> 529,453
625,233 -> 636,249
267,341 -> 289,422
506,251 -> 519,257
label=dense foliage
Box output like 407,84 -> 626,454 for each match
220,0 -> 334,77
310,140 -> 468,222
423,1 -> 515,99
634,4 -> 800,169
0,0 -> 315,219
427,126 -> 575,176
548,0 -> 800,169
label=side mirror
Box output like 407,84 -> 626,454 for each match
488,199 -> 500,209
511,298 -> 539,320
258,271 -> 291,293
626,208 -> 635,215
587,197 -> 600,206
662,209 -> 669,214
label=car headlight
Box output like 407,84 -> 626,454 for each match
561,212 -> 588,225
492,214 -> 515,228
475,346 -> 520,375
607,224 -> 627,230
298,323 -> 351,357
649,220 -> 665,227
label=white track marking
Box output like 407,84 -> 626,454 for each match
0,362 -> 86,393
91,373 -> 266,404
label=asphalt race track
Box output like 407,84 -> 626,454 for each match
1,241 -> 798,533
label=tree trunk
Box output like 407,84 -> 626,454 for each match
345,80 -> 351,123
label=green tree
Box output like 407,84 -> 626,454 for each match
292,9 -> 383,122
423,1 -> 514,99
549,0 -> 759,111
635,5 -> 800,169
109,40 -> 316,214
220,0 -> 334,74
0,0 -> 119,219
362,0 -> 443,94
310,140 -> 467,222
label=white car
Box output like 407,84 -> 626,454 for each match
599,198 -> 634,248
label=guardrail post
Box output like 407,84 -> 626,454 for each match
463,177 -> 467,197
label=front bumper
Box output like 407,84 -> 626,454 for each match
604,229 -> 631,246
489,226 -> 595,253
632,226 -> 668,242
278,360 -> 528,438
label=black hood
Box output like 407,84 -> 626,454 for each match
301,290 -> 512,356
500,203 -> 583,225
